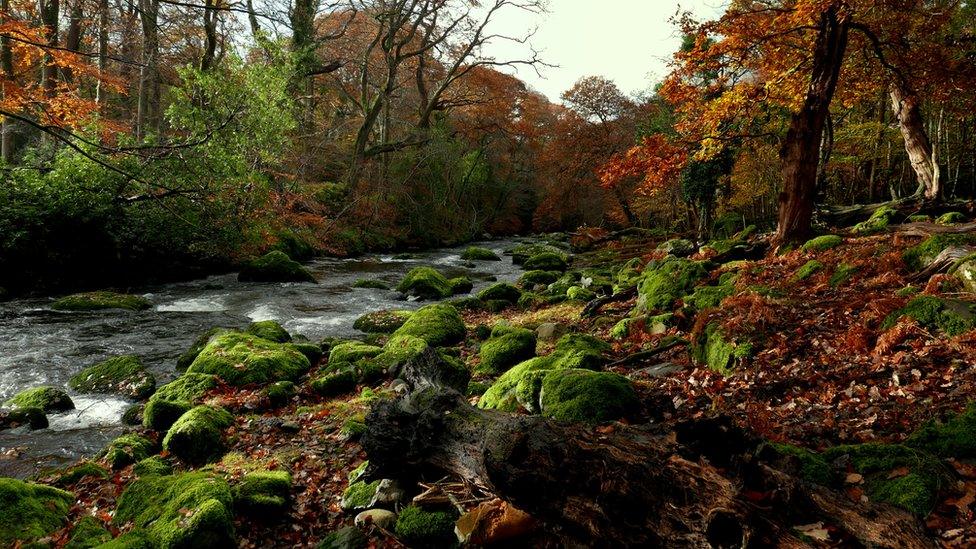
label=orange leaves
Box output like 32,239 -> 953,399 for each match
598,135 -> 687,195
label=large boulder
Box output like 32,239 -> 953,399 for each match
476,282 -> 522,304
396,267 -> 454,300
353,310 -> 413,334
477,324 -> 536,375
523,252 -> 568,272
538,368 -> 640,423
238,251 -> 317,283
187,332 -> 311,386
104,433 -> 156,470
69,355 -> 156,399
51,291 -> 152,311
0,478 -> 74,546
391,304 -> 466,346
0,407 -> 48,431
143,373 -> 218,431
177,328 -> 232,370
955,257 -> 976,293
162,405 -> 234,464
232,470 -> 292,515
461,247 -> 501,261
113,471 -> 235,548
245,320 -> 291,343
4,386 -> 74,413
509,243 -> 564,265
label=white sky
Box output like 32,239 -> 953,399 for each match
485,0 -> 726,102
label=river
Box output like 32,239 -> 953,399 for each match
0,238 -> 531,478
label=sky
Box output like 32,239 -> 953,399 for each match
485,0 -> 726,103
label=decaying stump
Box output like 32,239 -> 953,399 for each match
364,349 -> 934,548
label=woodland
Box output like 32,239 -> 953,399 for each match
1,0 -> 976,548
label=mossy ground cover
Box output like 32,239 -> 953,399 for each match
69,355 -> 156,399
0,478 -> 74,546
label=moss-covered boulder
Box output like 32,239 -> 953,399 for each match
955,257 -> 976,294
134,456 -> 173,477
685,283 -> 735,310
66,515 -> 112,548
518,270 -> 561,289
394,505 -> 458,548
245,320 -> 291,343
539,369 -> 639,423
4,386 -> 74,413
448,277 -> 473,295
340,479 -> 381,511
936,211 -> 966,225
852,205 -> 898,235
329,341 -> 383,366
114,471 -> 235,548
391,304 -> 465,346
51,291 -> 152,312
801,234 -> 843,252
162,405 -> 234,465
882,295 -> 976,336
53,461 -> 109,487
310,369 -> 357,396
262,381 -> 297,408
104,433 -> 156,470
0,478 -> 74,546
791,259 -> 824,282
903,233 -> 976,270
319,526 -> 366,549
143,373 -> 217,431
610,314 -> 674,339
566,286 -> 595,301
830,263 -> 859,287
238,251 -> 316,283
187,332 -> 311,386
293,343 -> 323,365
0,406 -> 48,431
908,403 -> 976,458
477,325 -> 536,375
352,278 -> 390,290
510,243 -> 563,265
477,282 -> 522,304
692,322 -> 754,375
176,328 -> 231,371
396,267 -> 454,299
523,252 -> 568,272
232,470 -> 291,514
461,247 -> 501,261
657,238 -> 696,257
353,310 -> 413,334
69,355 -> 156,399
636,258 -> 709,313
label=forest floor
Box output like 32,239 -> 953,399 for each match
19,211 -> 976,548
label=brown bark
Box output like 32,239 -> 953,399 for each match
39,0 -> 59,97
95,0 -> 108,104
890,81 -> 940,201
61,0 -> 83,83
136,0 -> 159,139
776,5 -> 849,243
1,0 -> 14,162
200,0 -> 218,71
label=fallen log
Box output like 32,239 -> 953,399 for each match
362,349 -> 935,548
581,286 -> 637,318
819,198 -> 973,227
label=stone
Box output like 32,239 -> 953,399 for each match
355,509 -> 396,530
238,251 -> 317,283
4,386 -> 73,413
51,291 -> 151,311
69,355 -> 156,399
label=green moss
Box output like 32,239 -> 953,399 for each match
329,341 -> 383,365
97,530 -> 152,549
896,285 -> 919,297
369,334 -> 428,373
461,246 -> 501,261
53,461 -> 109,487
142,373 -> 216,431
245,320 -> 291,343
903,233 -> 976,270
162,405 -> 234,465
852,205 -> 898,235
765,443 -> 834,486
936,211 -> 966,225
509,243 -> 563,265
523,252 -> 568,272
340,480 -> 379,511
69,355 -> 156,399
262,381 -> 296,408
176,328 -> 231,371
133,456 -> 172,477
310,369 -> 357,396
105,433 -> 156,470
397,267 -> 454,299
65,516 -> 112,548
391,304 -> 466,346
692,322 -> 754,375
293,343 -> 323,365
477,282 -> 522,304
882,295 -> 976,336
318,526 -> 366,549
791,260 -> 824,282
448,296 -> 485,311
187,332 -> 311,386
466,381 -> 492,397
394,505 -> 458,548
566,286 -> 595,301
341,419 -> 368,440
352,278 -> 390,290
539,369 -> 639,423
0,406 -> 48,430
113,471 -> 235,548
449,277 -> 473,295
232,470 -> 291,514
0,478 -> 73,546
4,386 -> 73,413
636,258 -> 710,313
907,403 -> 976,458
955,256 -> 976,293
657,238 -> 696,257
685,284 -> 734,310
830,263 -> 859,287
518,270 -> 561,288
477,327 -> 536,375
51,291 -> 152,311
238,251 -> 316,283
801,234 -> 843,252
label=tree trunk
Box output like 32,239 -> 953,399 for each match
775,5 -> 849,243
61,0 -> 83,83
363,349 -> 935,548
0,0 -> 14,162
200,0 -> 218,71
136,0 -> 159,139
890,81 -> 940,201
95,0 -> 109,104
39,0 -> 59,97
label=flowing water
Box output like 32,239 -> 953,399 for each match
0,238 -> 531,478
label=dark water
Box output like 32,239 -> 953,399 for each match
0,239 -> 530,478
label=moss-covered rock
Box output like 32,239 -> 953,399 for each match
329,341 -> 383,365
4,386 -> 74,413
791,260 -> 824,282
114,471 -> 235,548
340,480 -> 380,511
657,238 -> 696,257
352,278 -> 391,290
98,530 -> 152,548
66,515 -> 112,548
852,205 -> 898,235
133,456 -> 173,477
353,311 -> 413,334
310,369 -> 357,396
394,505 -> 458,548
0,478 -> 74,546
510,243 -> 563,265
936,211 -> 966,225
448,277 -> 473,295
396,267 -> 454,299
143,373 -> 217,431
262,381 -> 296,408
955,257 -> 976,294
187,332 -> 311,386
69,355 -> 156,399
447,296 -> 485,311
518,270 -> 561,288
523,252 -> 568,272
685,284 -> 734,310
53,461 -> 109,487
176,328 -> 232,371
566,286 -> 595,301
0,406 -> 48,431
104,433 -> 156,470
907,402 -> 976,458
611,315 -> 673,339
830,263 -> 859,287
477,282 -> 522,304
233,470 -> 291,514
245,320 -> 291,343
801,234 -> 843,252
636,258 -> 709,313
461,247 -> 501,261
762,443 -> 835,486
391,304 -> 465,346
318,526 -> 366,549
903,233 -> 976,270
51,291 -> 152,311
162,405 -> 234,465
238,251 -> 316,283
882,295 -> 976,336
477,326 -> 536,375
538,368 -> 639,423
692,322 -> 753,375
293,343 -> 323,365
